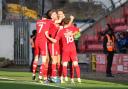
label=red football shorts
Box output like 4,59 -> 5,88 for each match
34,40 -> 48,56
48,42 -> 60,56
62,49 -> 78,63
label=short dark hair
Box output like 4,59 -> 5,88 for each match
62,17 -> 70,25
45,9 -> 57,19
32,30 -> 36,35
57,8 -> 66,13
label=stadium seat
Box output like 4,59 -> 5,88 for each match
123,6 -> 128,16
86,35 -> 98,42
111,18 -> 126,25
79,45 -> 86,53
87,44 -> 103,51
114,25 -> 128,32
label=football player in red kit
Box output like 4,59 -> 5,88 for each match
46,9 -> 74,82
32,17 -> 52,83
56,9 -> 65,78
45,17 -> 81,83
57,9 -> 80,83
46,9 -> 61,81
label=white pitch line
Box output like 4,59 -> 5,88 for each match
30,82 -> 71,89
0,77 -> 71,89
0,77 -> 15,81
44,84 -> 72,89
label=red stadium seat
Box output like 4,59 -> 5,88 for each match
123,6 -> 128,16
111,18 -> 125,25
87,44 -> 103,50
86,35 -> 98,42
78,44 -> 87,53
114,25 -> 128,32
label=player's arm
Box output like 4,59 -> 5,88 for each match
29,37 -> 33,46
45,31 -> 57,43
30,36 -> 34,47
73,28 -> 81,39
73,27 -> 81,35
66,15 -> 75,27
73,31 -> 79,35
74,30 -> 81,36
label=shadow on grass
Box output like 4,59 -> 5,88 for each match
0,80 -> 127,89
0,67 -> 128,88
0,78 -> 128,89
0,81 -> 60,89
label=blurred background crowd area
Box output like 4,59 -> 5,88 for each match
115,32 -> 128,53
1,0 -> 108,20
0,0 -> 128,66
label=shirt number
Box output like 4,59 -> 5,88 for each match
38,23 -> 44,33
65,36 -> 74,44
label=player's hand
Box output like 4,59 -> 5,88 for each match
52,39 -> 57,43
45,31 -> 49,37
59,26 -> 63,30
70,15 -> 75,20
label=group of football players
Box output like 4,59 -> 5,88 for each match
31,9 -> 81,84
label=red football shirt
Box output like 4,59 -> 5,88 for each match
70,24 -> 79,33
34,18 -> 52,56
48,20 -> 60,55
55,25 -> 76,51
36,19 -> 52,41
48,21 -> 59,38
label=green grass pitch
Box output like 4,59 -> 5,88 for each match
0,70 -> 128,89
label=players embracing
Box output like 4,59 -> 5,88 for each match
32,9 -> 81,84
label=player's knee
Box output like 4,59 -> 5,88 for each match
57,60 -> 60,64
73,61 -> 78,66
34,56 -> 38,61
52,57 -> 57,64
42,56 -> 47,63
52,61 -> 57,64
57,57 -> 60,63
63,62 -> 68,66
52,59 -> 57,64
42,60 -> 46,63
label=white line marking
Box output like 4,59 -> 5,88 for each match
0,77 -> 71,89
44,84 -> 71,89
30,82 -> 71,89
0,77 -> 15,81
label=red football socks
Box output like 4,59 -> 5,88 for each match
58,64 -> 62,77
63,66 -> 67,77
32,61 -> 38,75
51,64 -> 56,77
75,65 -> 81,78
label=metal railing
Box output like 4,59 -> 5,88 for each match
0,20 -> 30,65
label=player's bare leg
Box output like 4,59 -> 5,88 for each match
62,62 -> 68,82
57,55 -> 63,83
44,55 -> 50,84
57,55 -> 62,77
51,56 -> 58,82
70,62 -> 75,83
38,55 -> 49,83
32,55 -> 39,80
73,61 -> 81,83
